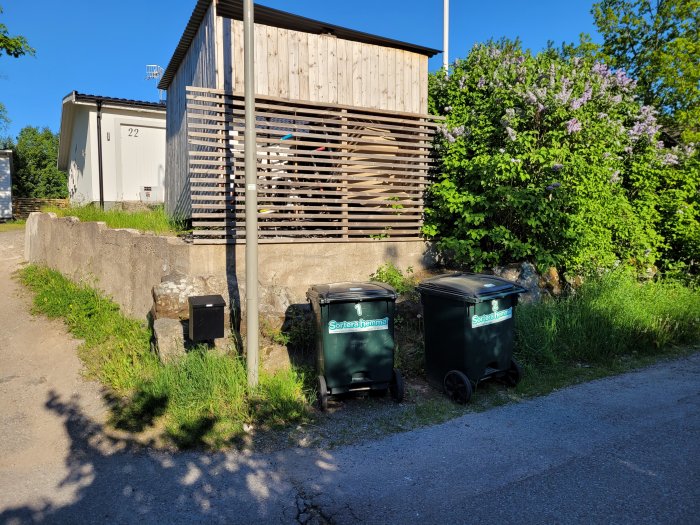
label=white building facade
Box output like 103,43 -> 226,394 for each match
0,149 -> 12,219
58,92 -> 166,207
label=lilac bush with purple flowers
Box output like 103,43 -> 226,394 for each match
426,39 -> 698,276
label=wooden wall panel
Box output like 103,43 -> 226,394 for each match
287,27 -> 299,99
185,87 -> 442,243
165,5 -> 218,219
387,47 -> 396,111
419,55 -> 428,113
222,19 -> 426,112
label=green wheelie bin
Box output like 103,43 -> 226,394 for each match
418,273 -> 527,404
307,282 -> 404,410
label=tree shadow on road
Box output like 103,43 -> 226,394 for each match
0,390 -> 336,524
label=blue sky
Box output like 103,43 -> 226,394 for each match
1,1 -> 600,139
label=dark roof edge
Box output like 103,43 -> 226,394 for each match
66,91 -> 166,110
159,0 -> 440,90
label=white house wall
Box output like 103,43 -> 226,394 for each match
0,152 -> 12,219
99,109 -> 165,203
67,106 -> 92,205
67,106 -> 165,206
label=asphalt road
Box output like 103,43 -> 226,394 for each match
1,228 -> 699,524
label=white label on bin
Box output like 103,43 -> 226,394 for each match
471,307 -> 512,328
328,317 -> 389,334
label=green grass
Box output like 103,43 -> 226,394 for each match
512,269 -> 700,396
43,204 -> 188,235
0,219 -> 26,232
19,265 -> 309,449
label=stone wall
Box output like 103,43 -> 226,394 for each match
25,212 -> 434,320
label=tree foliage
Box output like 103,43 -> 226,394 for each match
12,126 -> 68,198
427,40 -> 699,277
0,5 -> 35,131
0,5 -> 33,58
592,0 -> 700,143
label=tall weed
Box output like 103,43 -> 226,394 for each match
516,270 -> 700,368
43,204 -> 187,235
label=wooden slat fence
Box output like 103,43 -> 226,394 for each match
11,198 -> 69,219
186,86 -> 441,244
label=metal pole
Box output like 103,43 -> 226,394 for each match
443,0 -> 449,76
243,0 -> 259,387
96,100 -> 105,210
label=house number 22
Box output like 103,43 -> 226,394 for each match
128,128 -> 140,137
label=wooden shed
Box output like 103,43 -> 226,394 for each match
159,0 -> 441,244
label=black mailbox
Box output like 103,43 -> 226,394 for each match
188,295 -> 226,342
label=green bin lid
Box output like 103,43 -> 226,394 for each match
307,282 -> 396,304
417,273 -> 527,303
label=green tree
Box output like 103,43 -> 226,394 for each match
13,126 -> 68,198
592,0 -> 700,143
0,5 -> 35,131
0,6 -> 33,58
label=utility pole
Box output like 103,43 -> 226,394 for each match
243,0 -> 259,387
443,0 -> 449,76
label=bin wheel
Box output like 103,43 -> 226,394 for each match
443,370 -> 472,404
390,369 -> 405,403
317,375 -> 329,411
505,358 -> 523,387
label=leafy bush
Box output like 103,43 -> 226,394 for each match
426,39 -> 699,277
369,262 -> 416,295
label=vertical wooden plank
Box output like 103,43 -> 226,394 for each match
411,53 -> 420,113
215,14 -> 224,90
361,43 -> 371,108
378,47 -> 388,110
267,25 -> 279,97
255,24 -> 268,95
233,20 -> 244,93
386,47 -> 396,111
419,55 -> 428,114
344,40 -> 353,106
277,28 -> 290,99
352,42 -> 362,107
336,37 -> 348,105
403,51 -> 412,113
298,32 -> 310,101
308,34 -> 319,102
222,17 -> 233,92
288,27 -> 299,100
394,48 -> 404,112
370,44 -> 380,109
327,36 -> 338,104
317,35 -> 328,103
